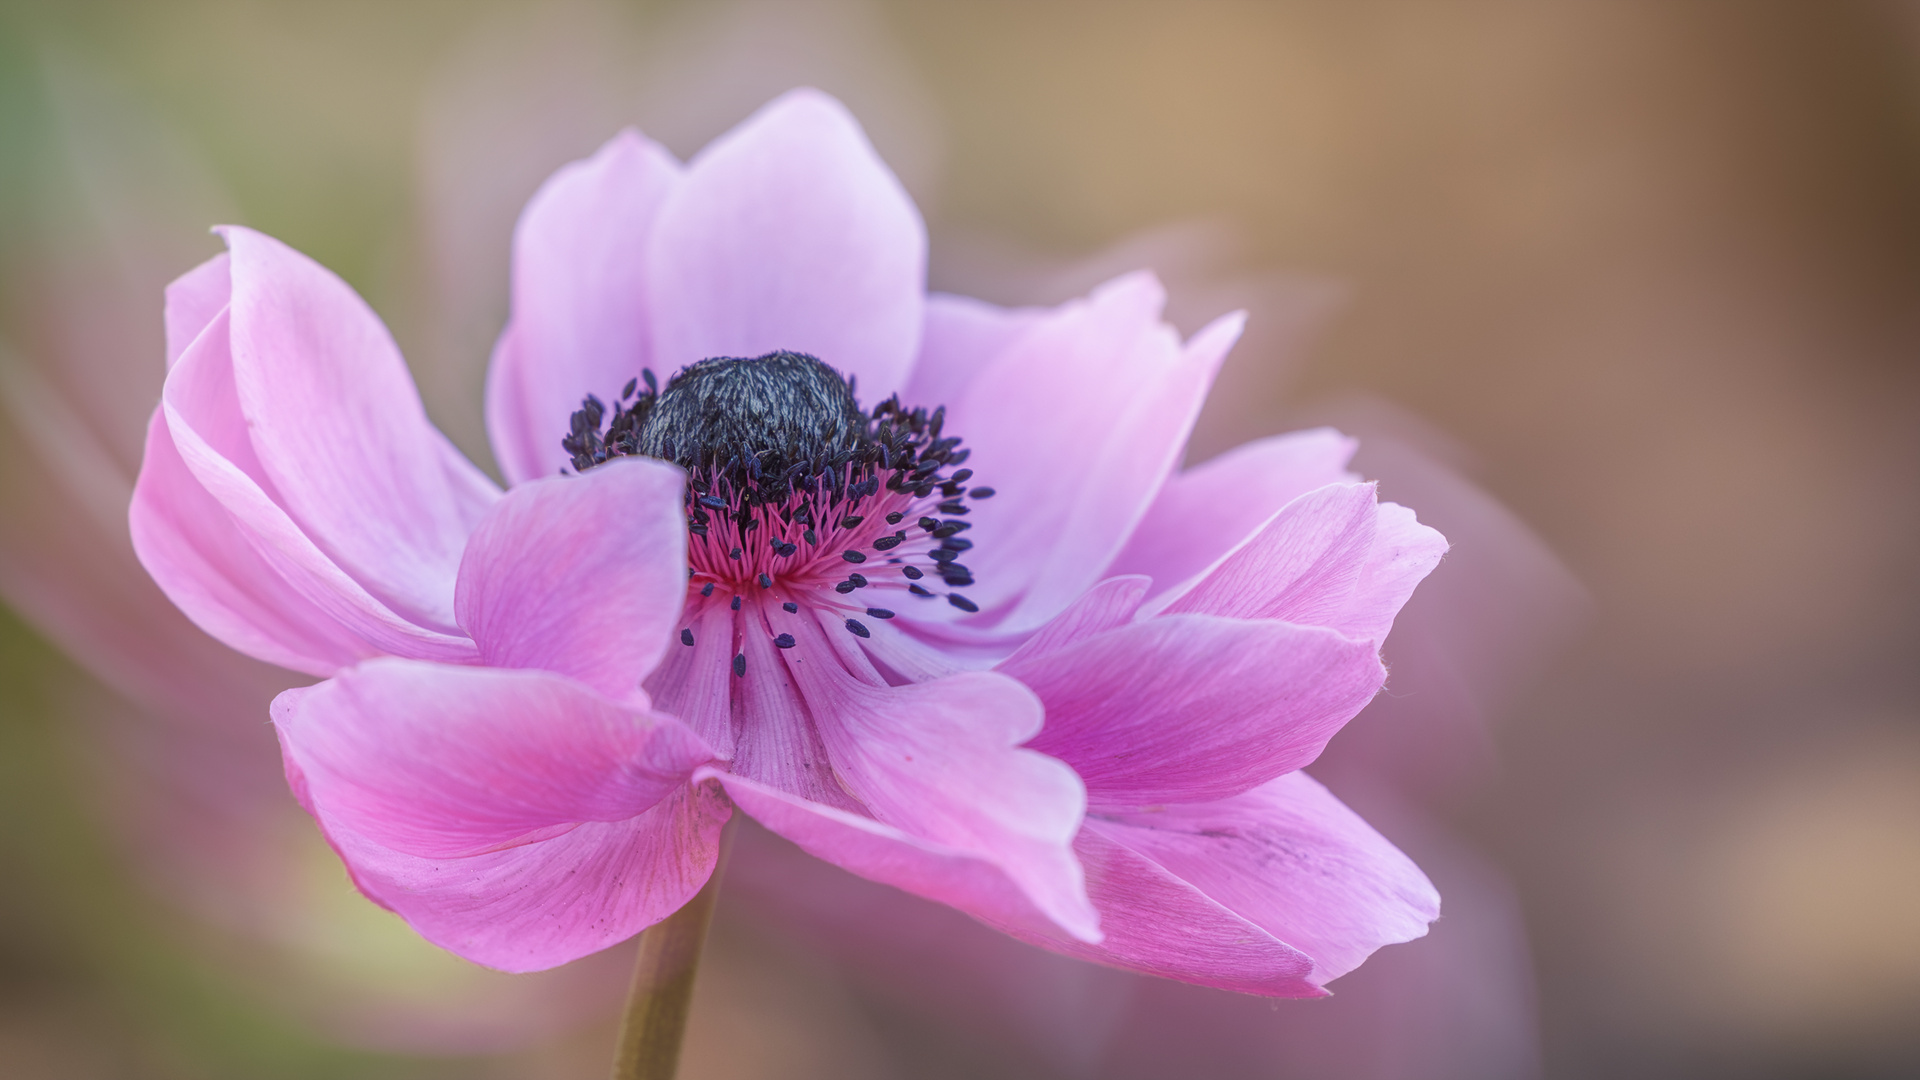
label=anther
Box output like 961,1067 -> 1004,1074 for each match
774,633 -> 797,649
866,607 -> 895,620
902,566 -> 924,580
842,550 -> 866,563
970,487 -> 995,498
733,654 -> 746,677
700,582 -> 716,597
909,584 -> 934,597
845,618 -> 871,638
759,573 -> 773,589
847,573 -> 868,588
731,596 -> 742,611
681,628 -> 695,646
947,594 -> 979,613
782,602 -> 799,613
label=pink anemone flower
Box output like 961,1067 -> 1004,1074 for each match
130,88 -> 1444,993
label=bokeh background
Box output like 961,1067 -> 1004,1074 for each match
2,1 -> 1917,1078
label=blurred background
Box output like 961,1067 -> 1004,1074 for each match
2,1 -> 1917,1077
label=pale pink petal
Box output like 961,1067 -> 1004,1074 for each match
1154,482 -> 1448,644
990,824 -> 1320,998
163,252 -> 230,368
709,768 -> 1094,943
1094,772 -> 1440,984
304,774 -> 730,974
728,605 -> 866,811
1110,428 -> 1360,593
219,226 -> 498,630
1330,501 -> 1452,644
779,631 -> 1099,941
455,457 -> 687,699
946,274 -> 1242,631
998,575 -> 1149,667
273,659 -> 712,859
1006,614 -> 1384,807
643,601 -> 739,758
153,309 -> 478,666
900,292 -> 1046,413
646,88 -> 925,400
485,131 -> 683,485
130,406 -> 376,676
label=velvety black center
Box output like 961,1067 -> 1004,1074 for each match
562,351 -> 995,625
634,351 -> 870,477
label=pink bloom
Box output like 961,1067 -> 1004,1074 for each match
130,88 -> 1444,991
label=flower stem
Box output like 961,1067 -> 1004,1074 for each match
610,826 -> 732,1080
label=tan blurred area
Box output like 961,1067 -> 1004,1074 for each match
1,1 -> 1917,1078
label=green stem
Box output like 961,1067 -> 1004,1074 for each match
610,826 -> 731,1080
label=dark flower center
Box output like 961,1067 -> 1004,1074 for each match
561,352 -> 995,634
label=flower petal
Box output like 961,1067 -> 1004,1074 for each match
485,131 -> 683,486
1006,614 -> 1384,807
149,308 -> 478,667
990,824 -> 1320,997
946,274 -> 1241,631
900,292 -> 1046,414
1110,428 -> 1360,593
1152,482 -> 1448,644
1093,772 -> 1440,984
644,600 -> 739,758
163,252 -> 230,369
646,88 -> 925,400
708,768 -> 1097,943
300,774 -> 730,973
779,628 -> 1099,941
219,226 -> 498,630
130,404 -> 378,675
999,574 -> 1149,667
273,659 -> 712,860
455,457 -> 687,699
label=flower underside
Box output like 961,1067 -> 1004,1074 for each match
563,351 -> 994,671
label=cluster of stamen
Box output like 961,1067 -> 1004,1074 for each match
562,351 -> 993,675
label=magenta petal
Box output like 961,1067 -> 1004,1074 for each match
900,292 -> 1046,416
1332,500 -> 1453,644
999,574 -> 1149,667
991,823 -> 1320,998
274,658 -> 712,859
709,769 -> 1097,943
164,252 -> 230,369
150,309 -> 478,667
950,275 -> 1243,630
1094,772 -> 1440,984
485,131 -> 683,486
1156,482 -> 1448,644
1111,428 -> 1360,593
130,407 -> 377,675
779,647 -> 1099,942
219,226 -> 498,630
1009,614 -> 1385,807
455,458 -> 687,699
310,781 -> 730,973
645,89 -> 925,400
